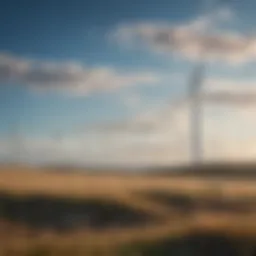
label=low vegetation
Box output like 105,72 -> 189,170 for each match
0,164 -> 255,255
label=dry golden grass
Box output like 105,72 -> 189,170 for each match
0,164 -> 255,255
1,165 -> 255,199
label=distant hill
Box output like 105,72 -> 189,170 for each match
1,162 -> 256,178
144,162 -> 256,178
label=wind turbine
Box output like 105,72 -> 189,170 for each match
187,0 -> 224,165
187,0 -> 252,165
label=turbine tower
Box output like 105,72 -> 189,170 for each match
189,63 -> 205,165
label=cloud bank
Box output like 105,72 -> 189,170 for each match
0,53 -> 159,95
3,97 -> 256,167
114,10 -> 256,64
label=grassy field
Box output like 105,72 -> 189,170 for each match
0,164 -> 255,255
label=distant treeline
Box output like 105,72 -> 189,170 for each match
145,162 -> 256,178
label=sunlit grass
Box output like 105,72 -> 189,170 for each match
0,164 -> 255,255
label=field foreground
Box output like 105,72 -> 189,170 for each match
0,165 -> 255,255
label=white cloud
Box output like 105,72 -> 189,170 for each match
201,78 -> 256,104
114,8 -> 256,64
0,52 -> 159,95
205,78 -> 256,93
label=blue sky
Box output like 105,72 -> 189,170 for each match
0,0 -> 199,65
0,0 -> 196,135
1,0 -> 256,166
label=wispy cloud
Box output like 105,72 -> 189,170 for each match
0,52 -> 159,95
3,87 -> 256,167
114,7 -> 256,64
